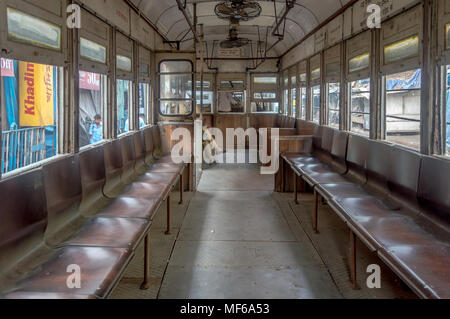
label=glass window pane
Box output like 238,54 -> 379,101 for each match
139,63 -> 150,76
79,71 -> 105,147
80,38 -> 106,64
160,74 -> 192,99
385,69 -> 421,150
299,73 -> 307,82
117,55 -> 132,72
300,87 -> 307,120
7,8 -> 61,50
350,79 -> 371,136
254,92 -> 276,100
139,83 -> 150,128
221,80 -> 244,89
1,59 -> 60,174
446,24 -> 450,50
327,83 -> 340,128
254,77 -> 277,84
312,85 -> 321,123
291,88 -> 297,117
311,68 -> 321,81
160,61 -> 191,73
326,62 -> 340,78
196,91 -> 213,113
349,53 -> 370,73
384,35 -> 419,65
160,101 -> 192,116
283,89 -> 289,115
117,79 -> 132,134
252,102 -> 279,113
218,92 -> 244,113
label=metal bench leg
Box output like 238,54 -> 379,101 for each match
349,230 -> 358,289
294,173 -> 299,205
140,234 -> 151,290
313,190 -> 319,233
165,194 -> 171,235
179,173 -> 183,205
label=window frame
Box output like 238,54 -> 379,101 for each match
157,59 -> 194,117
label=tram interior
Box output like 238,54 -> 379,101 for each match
0,0 -> 449,300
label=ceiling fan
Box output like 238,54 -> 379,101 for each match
215,0 -> 262,22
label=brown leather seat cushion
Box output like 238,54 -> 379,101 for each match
97,197 -> 159,220
11,246 -> 132,299
120,182 -> 170,201
379,244 -> 450,299
64,217 -> 149,250
315,183 -> 372,201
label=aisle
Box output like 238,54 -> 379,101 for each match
158,162 -> 343,299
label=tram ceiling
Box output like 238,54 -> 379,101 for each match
129,0 -> 354,57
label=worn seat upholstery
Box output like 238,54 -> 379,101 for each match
0,170 -> 133,299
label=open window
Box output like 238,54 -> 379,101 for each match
282,70 -> 289,116
347,31 -> 371,136
381,6 -> 422,150
116,32 -> 134,135
298,60 -> 307,120
79,9 -> 109,148
195,73 -> 214,114
1,3 -> 65,175
139,46 -> 151,128
309,54 -> 321,123
290,66 -> 297,118
251,74 -> 278,113
324,45 -> 341,128
218,74 -> 246,113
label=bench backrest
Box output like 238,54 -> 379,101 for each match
316,127 -> 334,164
133,131 -> 147,174
104,140 -> 124,197
43,155 -> 82,244
418,156 -> 450,228
365,140 -> 392,196
345,134 -> 369,185
387,146 -> 422,211
79,146 -> 107,214
330,130 -> 349,175
152,126 -> 163,157
120,135 -> 137,184
143,127 -> 155,164
0,170 -> 47,282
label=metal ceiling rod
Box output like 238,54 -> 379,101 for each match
272,0 -> 295,38
176,0 -> 201,44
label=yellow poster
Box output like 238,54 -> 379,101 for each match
19,61 -> 54,127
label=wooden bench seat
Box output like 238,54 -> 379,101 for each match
283,121 -> 450,299
0,126 -> 187,299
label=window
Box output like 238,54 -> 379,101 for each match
384,36 -> 419,65
80,38 -> 106,64
139,83 -> 150,128
252,92 -> 278,113
117,79 -> 132,134
327,83 -> 340,128
299,73 -> 307,82
350,79 -> 371,136
221,80 -> 244,89
291,88 -> 297,117
7,8 -> 61,51
1,58 -> 62,174
254,77 -> 277,84
311,68 -> 321,81
117,55 -> 132,72
158,60 -> 193,116
218,91 -> 245,113
384,69 -> 421,150
349,53 -> 370,73
195,81 -> 213,113
446,65 -> 450,155
299,87 -> 307,120
79,71 -> 106,147
283,89 -> 289,115
311,85 -> 321,123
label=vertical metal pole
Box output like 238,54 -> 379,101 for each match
165,194 -> 171,235
313,189 -> 319,233
370,28 -> 380,140
349,229 -> 357,289
110,27 -> 118,139
340,42 -> 347,131
140,234 -> 151,290
134,42 -> 139,131
69,14 -> 80,154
